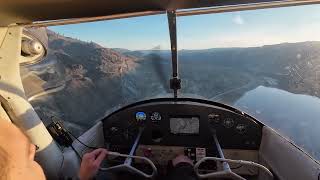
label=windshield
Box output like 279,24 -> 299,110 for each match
177,5 -> 320,161
21,5 -> 320,161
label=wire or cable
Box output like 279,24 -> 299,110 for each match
71,144 -> 83,160
66,129 -> 100,149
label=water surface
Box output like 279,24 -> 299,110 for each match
234,86 -> 320,160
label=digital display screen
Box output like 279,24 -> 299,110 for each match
170,117 -> 199,134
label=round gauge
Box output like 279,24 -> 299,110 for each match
208,113 -> 220,123
135,112 -> 147,122
151,112 -> 162,121
223,118 -> 234,128
236,124 -> 247,134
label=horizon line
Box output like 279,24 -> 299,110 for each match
111,40 -> 320,51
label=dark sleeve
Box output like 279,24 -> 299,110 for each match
167,162 -> 199,180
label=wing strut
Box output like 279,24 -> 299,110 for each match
167,10 -> 181,98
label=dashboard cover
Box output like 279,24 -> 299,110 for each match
102,98 -> 263,150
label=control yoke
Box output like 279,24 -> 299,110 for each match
100,127 -> 158,178
100,127 -> 272,180
194,133 -> 274,180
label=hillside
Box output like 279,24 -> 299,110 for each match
179,42 -> 320,99
21,30 -> 320,135
21,30 -> 139,135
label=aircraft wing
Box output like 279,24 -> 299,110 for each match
1,0 -> 320,27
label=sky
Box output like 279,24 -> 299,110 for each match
49,4 -> 320,50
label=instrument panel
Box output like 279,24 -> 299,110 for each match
103,98 -> 263,151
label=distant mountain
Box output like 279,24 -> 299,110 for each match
112,48 -> 132,54
21,30 -> 320,136
178,41 -> 320,98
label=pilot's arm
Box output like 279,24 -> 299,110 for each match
79,148 -> 108,180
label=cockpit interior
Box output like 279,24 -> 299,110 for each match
101,98 -> 264,179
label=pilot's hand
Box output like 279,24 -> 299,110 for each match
172,155 -> 193,167
79,148 -> 108,180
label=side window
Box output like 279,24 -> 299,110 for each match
21,14 -> 171,137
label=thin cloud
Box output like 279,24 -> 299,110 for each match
233,15 -> 244,25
